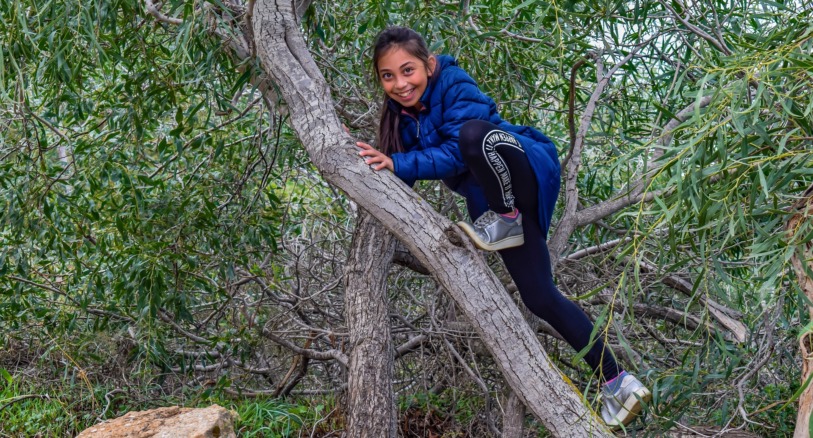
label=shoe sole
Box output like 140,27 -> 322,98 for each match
607,387 -> 652,430
456,222 -> 524,251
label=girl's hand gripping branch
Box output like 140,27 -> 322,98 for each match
357,141 -> 393,172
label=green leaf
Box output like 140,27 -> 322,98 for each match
512,0 -> 540,11
0,368 -> 11,385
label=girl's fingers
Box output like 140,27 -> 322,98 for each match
360,152 -> 382,164
359,149 -> 384,162
373,158 -> 392,171
355,143 -> 391,171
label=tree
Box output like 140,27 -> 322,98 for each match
787,184 -> 813,438
344,210 -> 397,437
250,1 -> 613,434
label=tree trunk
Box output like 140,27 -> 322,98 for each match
344,210 -> 398,437
788,184 -> 813,438
502,391 -> 526,438
251,2 -> 612,436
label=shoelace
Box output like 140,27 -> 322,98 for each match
472,210 -> 501,229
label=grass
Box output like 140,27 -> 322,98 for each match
0,375 -> 92,437
0,363 -> 342,438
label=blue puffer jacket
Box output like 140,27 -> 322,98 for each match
390,55 -> 561,234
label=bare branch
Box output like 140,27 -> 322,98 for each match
653,94 -> 715,159
589,295 -> 703,331
27,108 -> 70,146
561,58 -> 589,169
461,0 -> 553,46
555,93 -> 713,235
441,336 -> 500,436
395,335 -> 429,358
143,0 -> 184,25
565,238 -> 632,261
260,328 -> 349,367
574,186 -> 668,227
97,389 -> 126,421
636,260 -> 747,342
158,310 -> 211,344
295,0 -> 313,19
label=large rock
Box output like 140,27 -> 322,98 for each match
76,405 -> 237,438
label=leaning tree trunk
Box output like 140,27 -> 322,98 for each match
344,210 -> 398,437
788,184 -> 813,438
250,2 -> 612,436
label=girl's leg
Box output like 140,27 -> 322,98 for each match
501,223 -> 621,380
458,119 -> 621,381
458,120 -> 523,215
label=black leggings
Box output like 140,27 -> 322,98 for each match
459,119 -> 621,381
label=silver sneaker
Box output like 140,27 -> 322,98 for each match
600,373 -> 652,430
457,210 -> 524,251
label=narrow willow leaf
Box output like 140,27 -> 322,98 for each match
757,164 -> 771,201
0,367 -> 11,384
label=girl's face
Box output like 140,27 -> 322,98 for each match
377,47 -> 436,110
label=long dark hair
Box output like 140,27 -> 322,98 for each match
371,27 -> 434,157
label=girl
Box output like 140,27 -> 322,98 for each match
356,26 -> 651,429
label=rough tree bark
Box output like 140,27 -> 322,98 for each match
502,391 -> 526,438
250,1 -> 612,436
787,184 -> 813,438
344,210 -> 398,438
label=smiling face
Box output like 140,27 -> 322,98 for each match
376,47 -> 436,111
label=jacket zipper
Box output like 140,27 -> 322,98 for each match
401,109 -> 421,143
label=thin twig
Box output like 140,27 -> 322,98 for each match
441,336 -> 500,436
96,389 -> 125,421
0,394 -> 50,412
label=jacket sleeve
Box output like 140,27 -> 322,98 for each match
391,68 -> 492,183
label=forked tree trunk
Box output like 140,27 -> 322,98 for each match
344,210 -> 398,437
251,2 -> 612,436
787,184 -> 813,438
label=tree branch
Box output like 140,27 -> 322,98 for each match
143,0 -> 184,25
565,238 -> 632,261
552,92 -> 714,243
561,58 -> 589,169
589,295 -> 703,331
550,35 -> 660,256
260,328 -> 349,367
636,259 -> 747,342
659,0 -> 732,55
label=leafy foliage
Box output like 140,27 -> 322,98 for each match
2,0 -> 813,436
